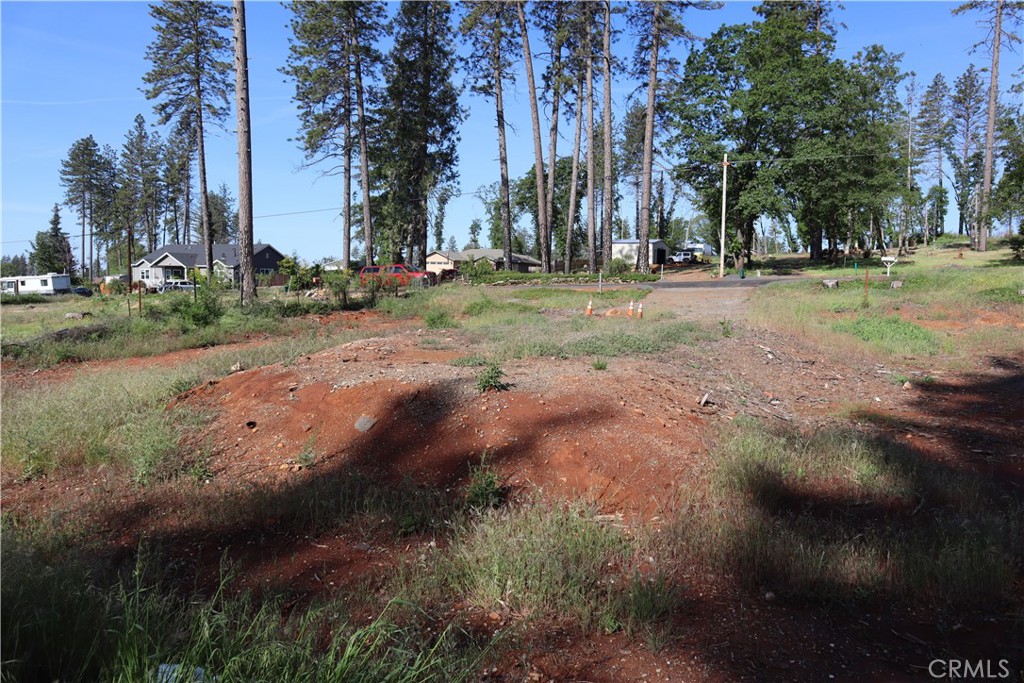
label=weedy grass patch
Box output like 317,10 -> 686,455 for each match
830,315 -> 942,357
750,255 -> 1021,365
681,420 -> 1022,605
1,327 -> 375,479
0,529 -> 490,683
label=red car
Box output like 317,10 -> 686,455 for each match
359,264 -> 432,287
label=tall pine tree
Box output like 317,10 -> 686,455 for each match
59,135 -> 103,282
461,0 -> 519,270
30,204 -> 76,276
375,0 -> 464,268
283,1 -> 385,266
143,0 -> 233,280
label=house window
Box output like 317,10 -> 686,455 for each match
257,268 -> 274,275
141,269 -> 150,280
19,280 -> 26,286
40,279 -> 48,287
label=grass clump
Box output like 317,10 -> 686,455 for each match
424,308 -> 458,329
450,503 -> 629,629
450,355 -> 487,367
464,453 -> 503,510
475,364 -> 509,393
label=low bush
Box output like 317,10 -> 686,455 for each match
475,364 -> 508,393
168,288 -> 224,329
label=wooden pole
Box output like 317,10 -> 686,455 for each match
719,154 -> 728,278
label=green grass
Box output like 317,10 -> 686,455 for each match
464,453 -> 503,510
750,254 -> 1022,365
684,420 -> 1022,605
1,290 -> 364,367
0,529 -> 490,683
831,315 -> 941,357
446,503 -> 630,628
1,326 -> 377,479
374,286 -> 710,363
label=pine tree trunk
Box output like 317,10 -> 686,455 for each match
80,199 -> 86,281
516,3 -> 549,274
601,0 -> 614,270
234,0 -> 256,304
845,209 -> 853,256
544,43 -> 562,274
566,77 -> 584,275
183,153 -> 192,245
585,42 -> 597,274
980,0 -> 1003,252
87,194 -> 94,282
353,46 -> 374,265
636,3 -> 660,274
196,109 -> 213,281
493,45 -> 513,272
342,77 -> 352,269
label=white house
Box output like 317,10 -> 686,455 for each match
425,249 -> 542,274
611,239 -> 670,267
0,273 -> 72,295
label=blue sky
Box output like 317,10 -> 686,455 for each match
2,1 -> 1017,268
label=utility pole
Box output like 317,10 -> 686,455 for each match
719,154 -> 729,278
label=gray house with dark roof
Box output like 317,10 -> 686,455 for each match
131,243 -> 285,290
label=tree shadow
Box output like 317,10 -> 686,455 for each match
93,378 -> 623,598
629,353 -> 1024,681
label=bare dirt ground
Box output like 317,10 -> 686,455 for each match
3,270 -> 1022,682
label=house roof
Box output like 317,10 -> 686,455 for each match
425,249 -> 542,266
133,243 -> 279,269
460,248 -> 542,266
611,239 -> 668,245
427,250 -> 468,262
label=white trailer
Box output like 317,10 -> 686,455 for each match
0,273 -> 73,295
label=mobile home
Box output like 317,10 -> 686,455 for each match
611,239 -> 670,267
0,273 -> 72,295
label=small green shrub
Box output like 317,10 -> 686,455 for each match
475,364 -> 509,393
169,288 -> 224,329
592,358 -> 608,371
606,257 -> 631,276
322,270 -> 353,306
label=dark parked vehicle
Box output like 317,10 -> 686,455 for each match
69,286 -> 93,297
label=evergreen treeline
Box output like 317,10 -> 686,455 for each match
38,0 -> 1023,281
